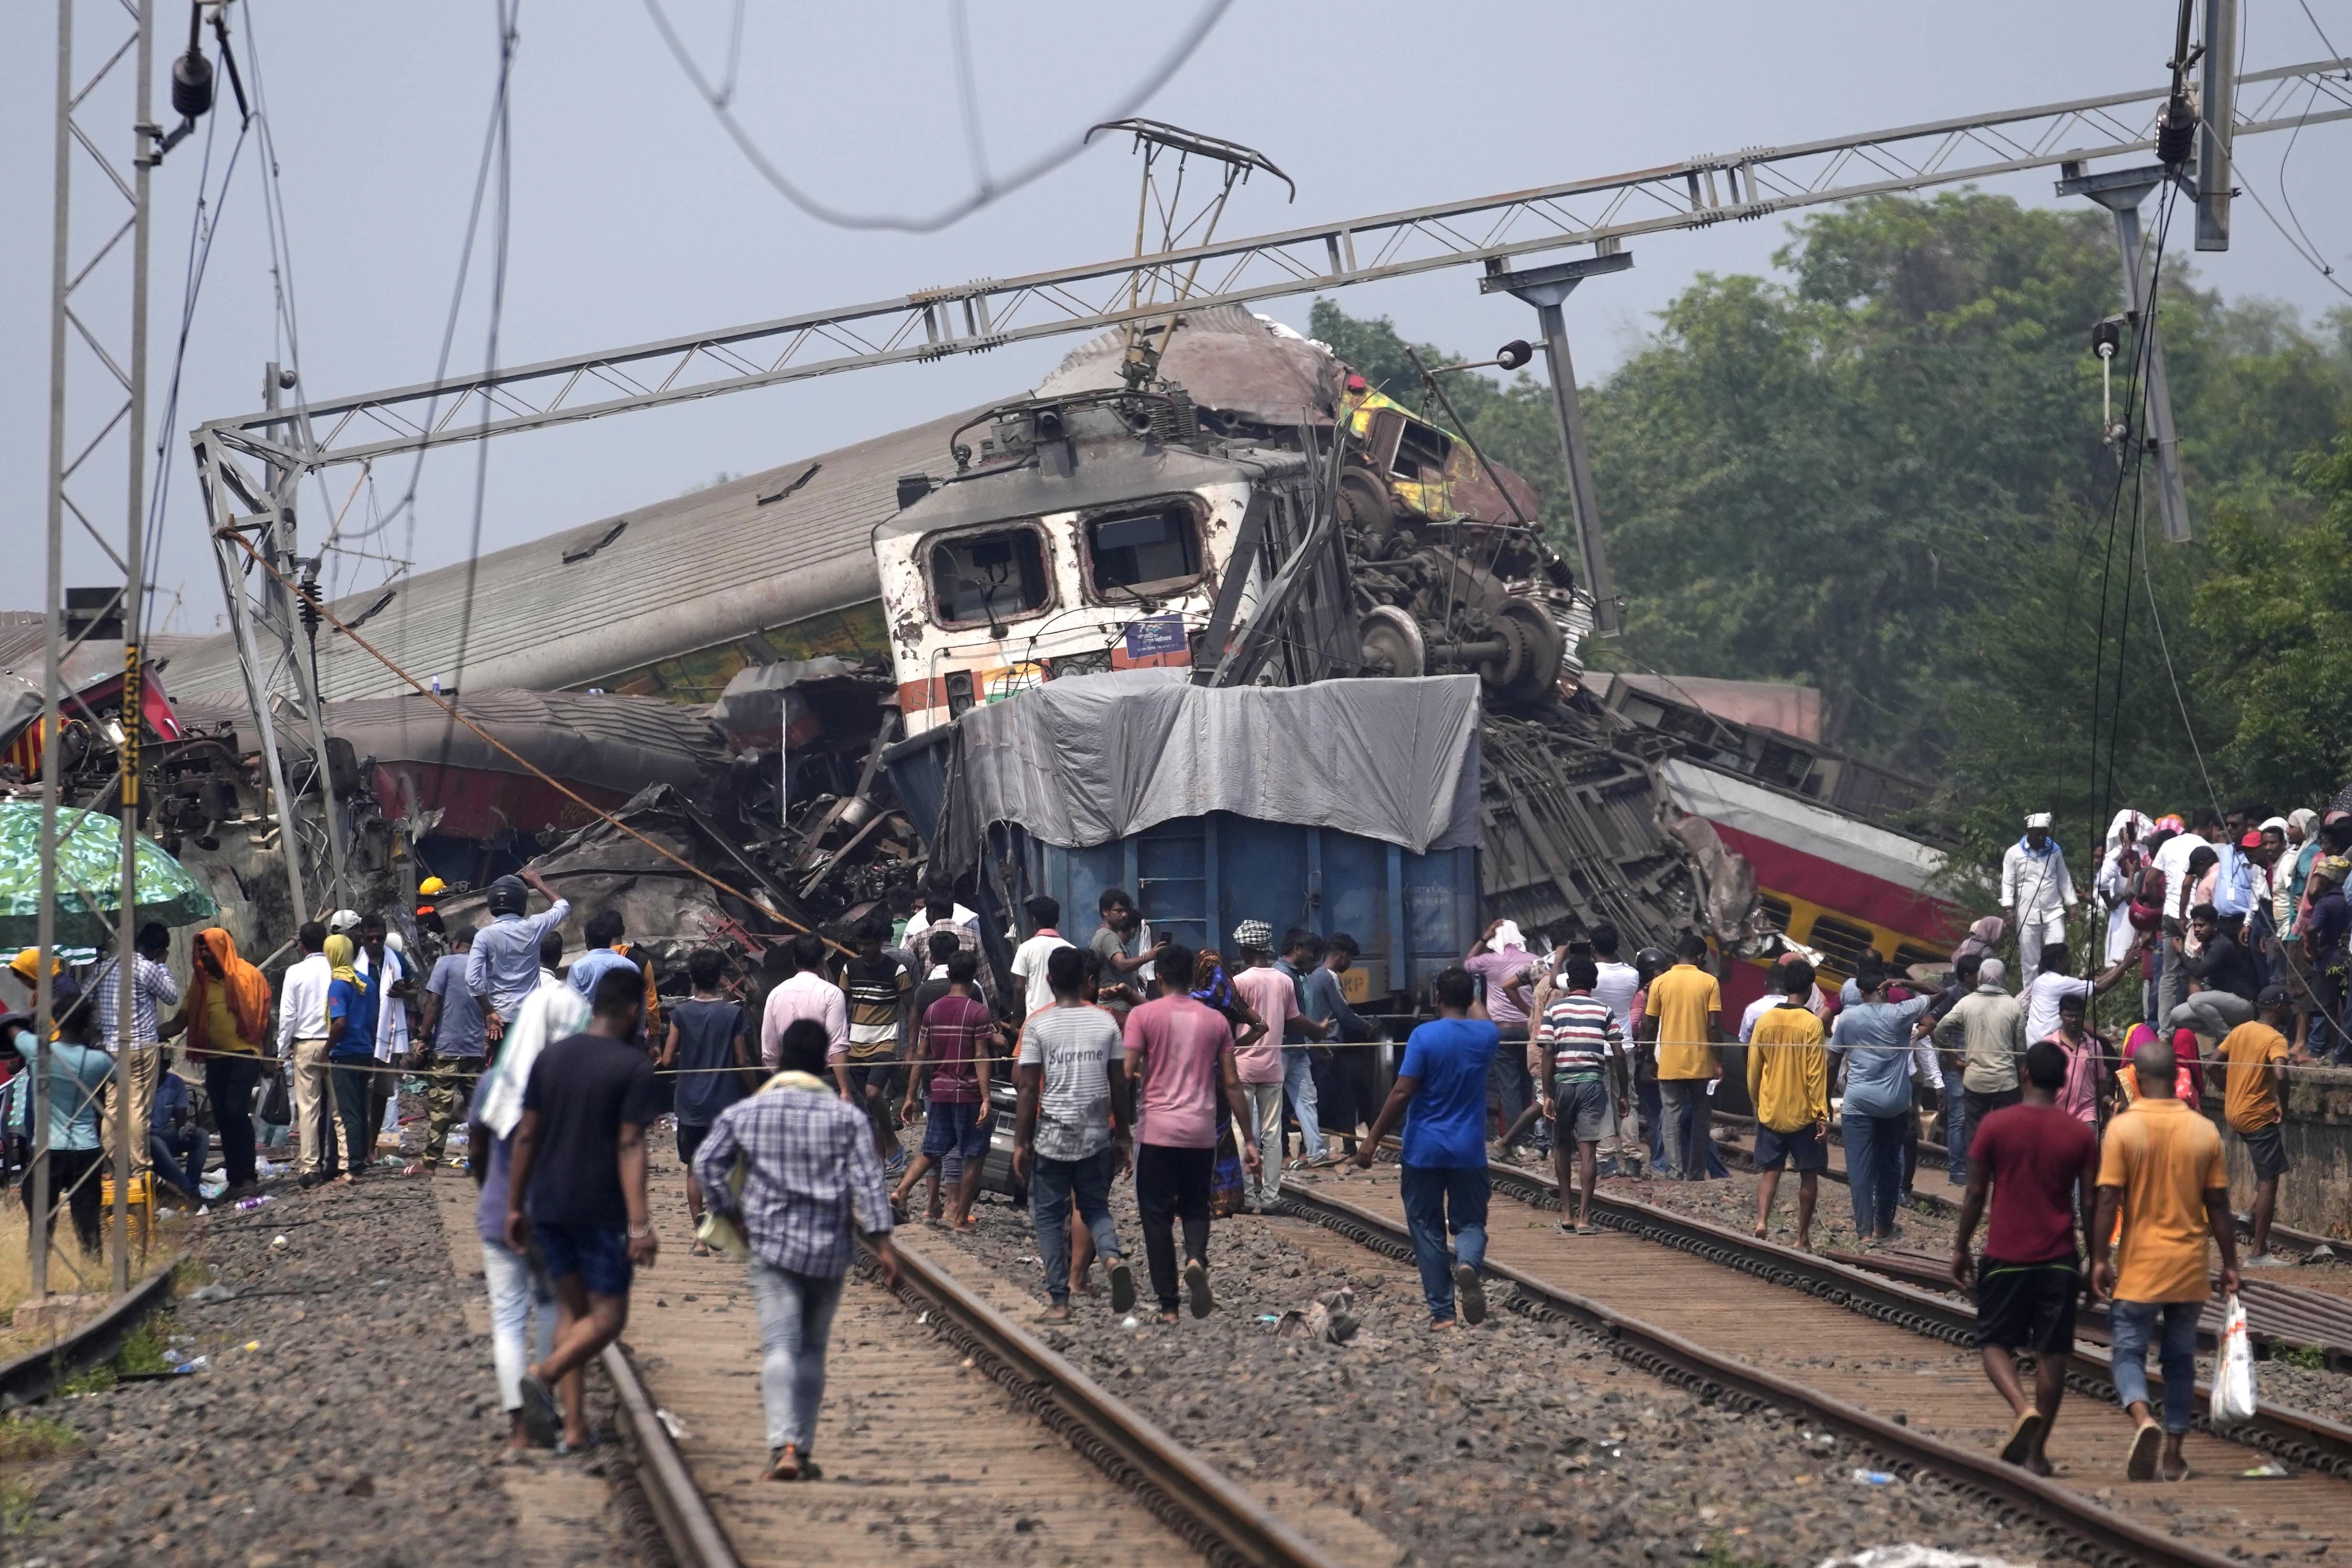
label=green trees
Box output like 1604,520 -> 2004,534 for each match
1308,189 -> 2352,848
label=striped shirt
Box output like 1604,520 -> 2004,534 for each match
842,955 -> 910,1061
1540,992 -> 1621,1080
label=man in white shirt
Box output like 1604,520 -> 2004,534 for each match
354,916 -> 412,1156
1739,962 -> 1795,1045
1010,895 -> 1074,1022
274,920 -> 336,1185
1999,812 -> 2077,992
1588,925 -> 1643,1175
2022,940 -> 2141,1044
2152,810 -> 2218,1024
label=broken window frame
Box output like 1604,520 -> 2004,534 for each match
925,522 -> 1058,630
1077,494 -> 1210,606
1390,417 -> 1454,483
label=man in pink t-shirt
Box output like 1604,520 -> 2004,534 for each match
1125,944 -> 1258,1320
1228,921 -> 1297,1207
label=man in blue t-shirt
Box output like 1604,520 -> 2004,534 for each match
1354,967 -> 1497,1329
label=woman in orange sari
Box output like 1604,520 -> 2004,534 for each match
167,928 -> 271,1196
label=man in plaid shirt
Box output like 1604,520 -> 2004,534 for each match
92,921 -> 177,1176
695,1017 -> 900,1483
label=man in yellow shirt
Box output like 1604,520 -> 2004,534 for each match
1745,957 -> 1828,1250
2091,1035 -> 2239,1482
2207,987 -> 2294,1266
1641,933 -> 1722,1182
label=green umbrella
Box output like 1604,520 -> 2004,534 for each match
0,801 -> 218,949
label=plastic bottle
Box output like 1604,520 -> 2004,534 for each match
235,1194 -> 273,1211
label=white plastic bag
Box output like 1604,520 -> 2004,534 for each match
2211,1291 -> 2257,1424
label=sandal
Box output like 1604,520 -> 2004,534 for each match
767,1444 -> 802,1481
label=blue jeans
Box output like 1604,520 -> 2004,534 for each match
150,1126 -> 210,1199
1398,1163 -> 1488,1323
2110,1299 -> 2201,1433
1280,1048 -> 1326,1162
749,1261 -> 846,1452
1942,1085 -> 1968,1186
1031,1150 -> 1123,1304
1843,1112 -> 1907,1236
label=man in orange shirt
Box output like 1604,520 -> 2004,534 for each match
1639,933 -> 1722,1181
2090,1035 -> 2239,1482
2207,986 -> 2295,1266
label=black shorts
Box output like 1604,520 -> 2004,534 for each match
1975,1257 -> 2080,1354
1753,1121 -> 1828,1172
676,1121 -> 709,1167
2242,1120 -> 2290,1182
846,1061 -> 899,1098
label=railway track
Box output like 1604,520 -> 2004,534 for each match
1705,1109 -> 2352,1363
1274,1159 -> 2352,1567
613,1163 -> 1339,1568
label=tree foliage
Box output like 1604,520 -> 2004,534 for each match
1309,190 -> 2352,852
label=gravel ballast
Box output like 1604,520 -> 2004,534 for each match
914,1163 -> 2087,1568
5,1167 -> 620,1568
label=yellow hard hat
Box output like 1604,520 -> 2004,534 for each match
9,949 -> 59,984
418,876 -> 447,897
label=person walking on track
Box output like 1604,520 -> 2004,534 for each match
2090,1033 -> 2240,1482
1012,946 -> 1135,1323
506,967 -> 660,1452
1951,1040 -> 2100,1476
1746,958 -> 1830,1252
1356,967 -> 1496,1329
694,1016 -> 900,1483
1125,943 -> 1259,1321
890,949 -> 998,1233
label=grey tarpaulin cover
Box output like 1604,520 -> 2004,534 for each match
932,669 -> 1481,873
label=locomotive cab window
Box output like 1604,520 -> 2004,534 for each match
1086,502 -> 1202,598
930,528 -> 1051,627
1390,418 -> 1453,482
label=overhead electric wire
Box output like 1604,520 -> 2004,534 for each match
638,0 -> 1234,232
2222,0 -> 2352,303
357,2 -> 533,565
946,0 -> 992,192
434,0 -> 522,779
138,35 -> 253,649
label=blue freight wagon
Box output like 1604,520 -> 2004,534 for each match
881,671 -> 1485,1012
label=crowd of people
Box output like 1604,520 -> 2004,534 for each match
0,791 -> 2331,1489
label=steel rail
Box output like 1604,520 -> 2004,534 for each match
1449,1157 -> 2352,1480
854,1237 -> 1345,1568
0,1254 -> 179,1406
1708,1107 -> 2352,1313
190,56 -> 2352,471
602,1342 -> 741,1568
1281,1186 -> 2235,1568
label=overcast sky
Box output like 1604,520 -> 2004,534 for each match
5,0 -> 2347,629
